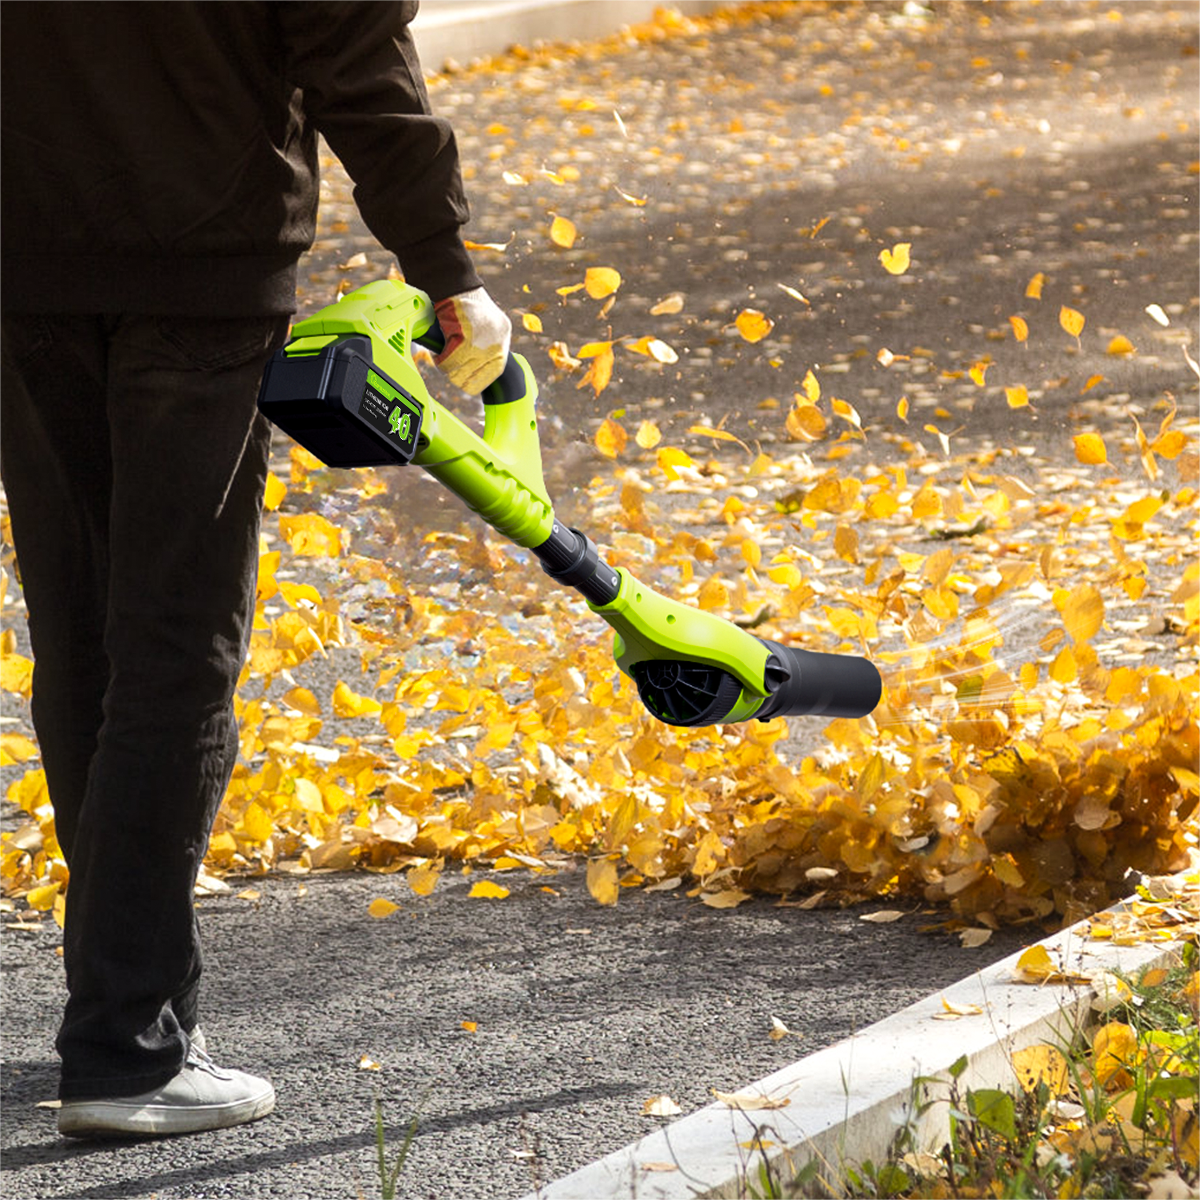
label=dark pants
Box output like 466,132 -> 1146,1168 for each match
1,311 -> 289,1100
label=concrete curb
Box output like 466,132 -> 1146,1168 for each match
519,894 -> 1189,1199
410,0 -> 724,71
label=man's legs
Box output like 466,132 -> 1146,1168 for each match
1,311 -> 288,1101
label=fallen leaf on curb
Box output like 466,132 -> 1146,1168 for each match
1090,970 -> 1135,1013
941,997 -> 983,1017
712,1088 -> 790,1111
642,1094 -> 682,1116
1012,944 -> 1091,985
641,1162 -> 679,1172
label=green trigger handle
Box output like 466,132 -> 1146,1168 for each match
259,280 -> 881,727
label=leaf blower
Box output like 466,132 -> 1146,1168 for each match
256,280 -> 881,727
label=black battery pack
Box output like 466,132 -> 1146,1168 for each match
256,336 -> 424,468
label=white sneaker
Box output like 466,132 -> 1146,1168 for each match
57,1045 -> 274,1139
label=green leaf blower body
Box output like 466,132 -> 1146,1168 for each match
257,280 -> 881,726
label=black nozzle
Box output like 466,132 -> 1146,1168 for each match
752,639 -> 881,721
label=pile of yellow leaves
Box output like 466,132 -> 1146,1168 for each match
4,389 -> 1193,929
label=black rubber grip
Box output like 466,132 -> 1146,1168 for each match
752,639 -> 881,720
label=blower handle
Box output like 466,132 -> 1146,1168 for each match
415,320 -> 527,407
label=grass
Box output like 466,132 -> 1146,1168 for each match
749,945 -> 1198,1199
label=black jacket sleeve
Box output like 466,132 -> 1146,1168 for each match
278,1 -> 482,302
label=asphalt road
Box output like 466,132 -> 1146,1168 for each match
2,869 -> 1035,1200
1,3 -> 1197,1198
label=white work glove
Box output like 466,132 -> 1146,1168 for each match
433,287 -> 512,394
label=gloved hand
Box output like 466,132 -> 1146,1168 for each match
433,287 -> 512,394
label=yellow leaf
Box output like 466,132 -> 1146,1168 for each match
1005,384 -> 1030,409
636,420 -> 662,449
968,361 -> 989,387
696,577 -> 729,611
368,897 -> 399,919
625,337 -> 677,363
262,472 -> 287,512
332,681 -> 382,719
358,1053 -> 382,1071
735,308 -> 774,343
521,312 -> 543,333
463,236 -> 513,252
1059,583 -> 1104,643
281,686 -> 322,717
278,512 -> 343,558
0,733 -> 40,765
896,396 -> 909,421
1009,315 -> 1029,342
911,483 -> 942,521
461,1020 -> 478,1032
941,997 -> 984,1016
800,369 -> 820,404
642,1094 -> 683,1116
578,345 -> 614,396
594,416 -> 627,458
549,215 -> 577,248
656,446 -> 693,481
26,882 -> 61,912
1025,271 -> 1046,299
1092,1021 -> 1140,1087
587,858 -> 620,906
1014,944 -> 1056,982
584,267 -> 622,299
879,242 -> 911,274
241,801 -> 274,845
786,402 -> 826,442
468,880 -> 510,900
701,889 -> 751,909
1081,373 -> 1105,393
1,653 -> 35,699
1060,305 -> 1086,340
406,862 -> 441,897
834,523 -> 859,564
1106,334 -> 1135,356
1012,1044 -> 1069,1094
649,293 -> 684,315
1050,643 -> 1078,684
1073,433 -> 1107,465
831,397 -> 862,429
